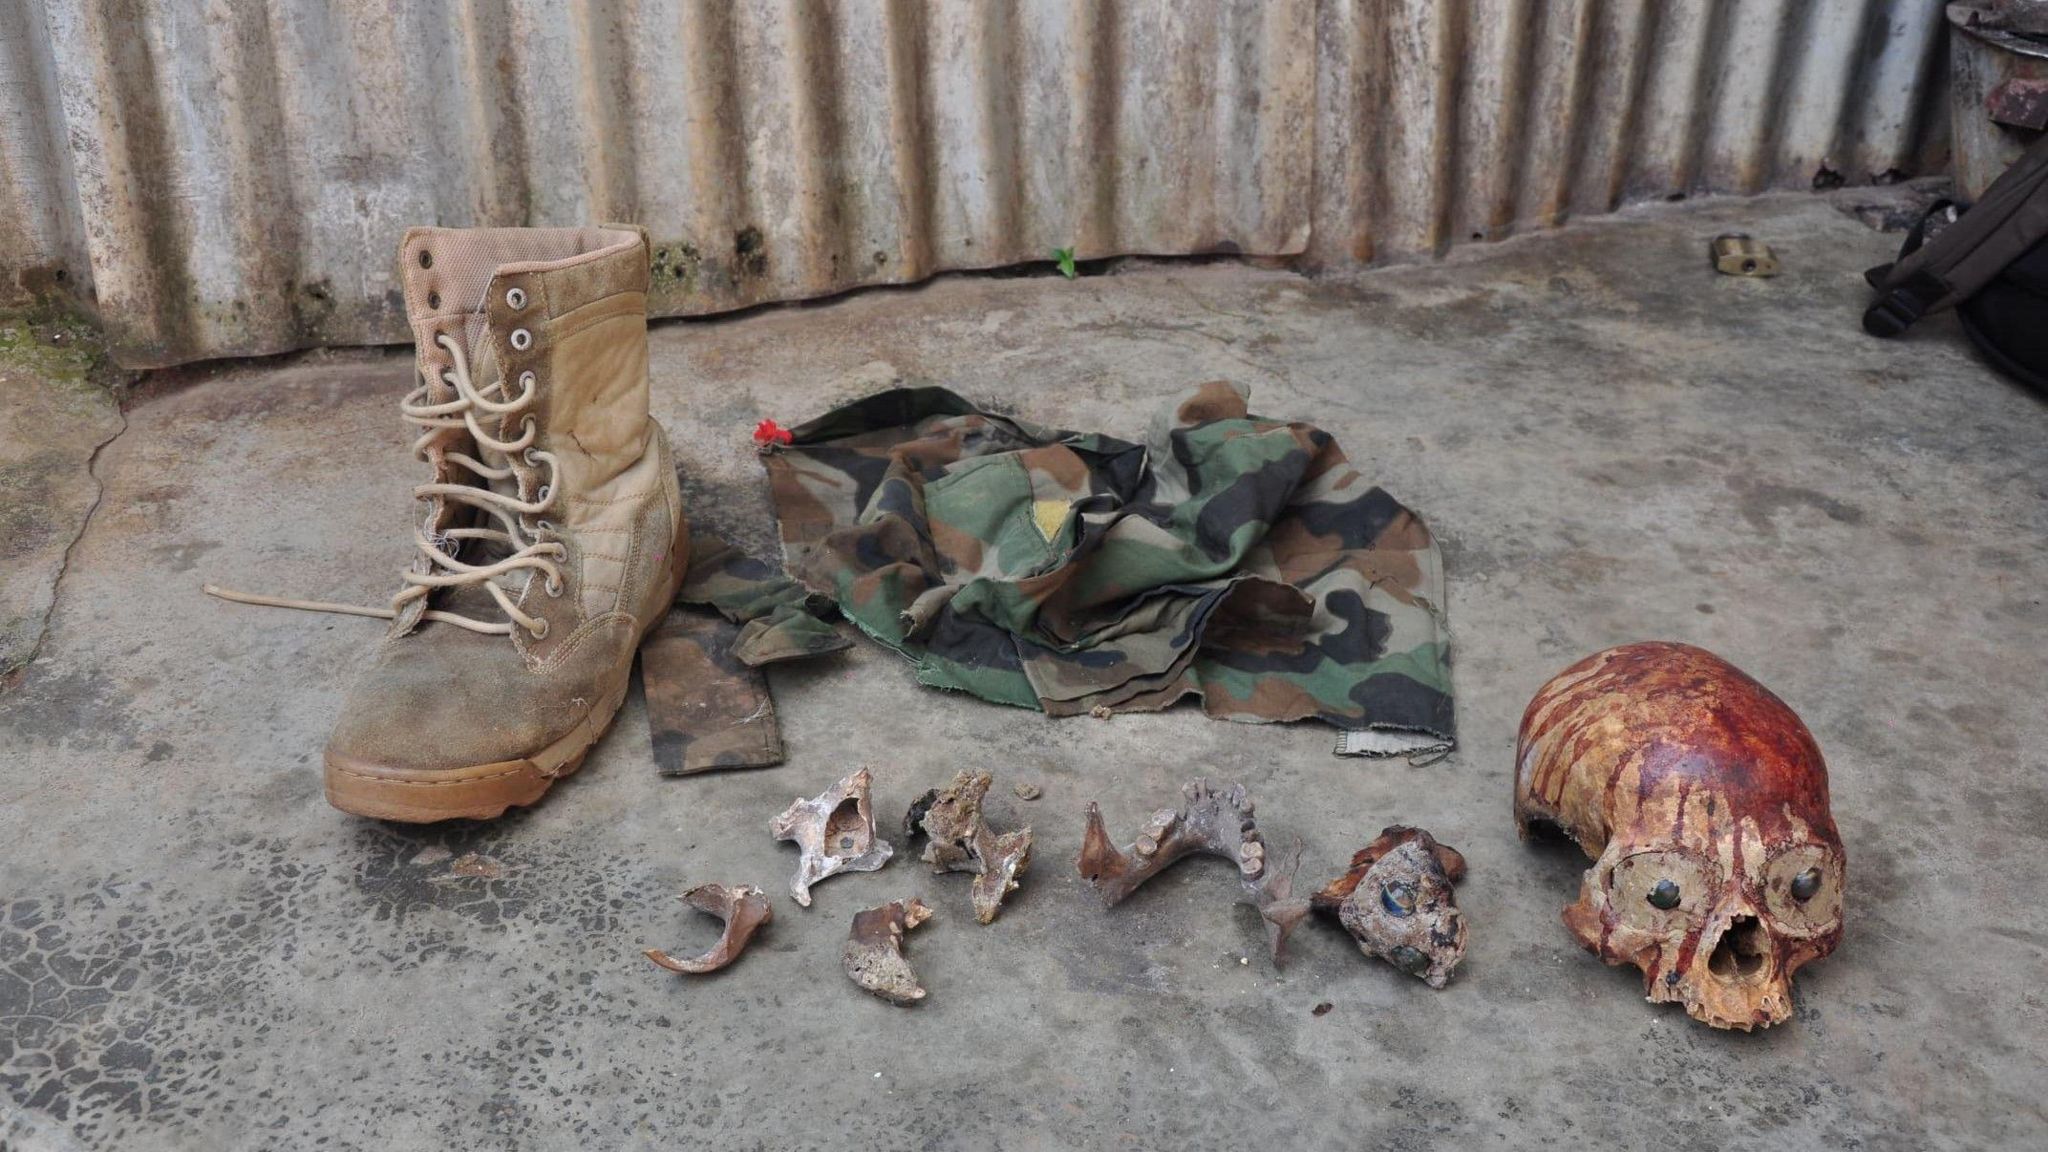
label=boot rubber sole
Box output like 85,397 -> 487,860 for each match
323,524 -> 691,823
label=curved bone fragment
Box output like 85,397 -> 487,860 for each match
1076,778 -> 1310,964
1311,826 -> 1468,988
770,767 -> 894,906
904,771 -> 1033,924
843,897 -> 933,1005
644,883 -> 773,975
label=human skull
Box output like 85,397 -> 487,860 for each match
1514,642 -> 1845,1030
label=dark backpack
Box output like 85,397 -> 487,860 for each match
1864,131 -> 2048,392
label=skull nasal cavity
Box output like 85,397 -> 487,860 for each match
1709,914 -> 1768,979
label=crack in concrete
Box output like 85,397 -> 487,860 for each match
4,402 -> 130,688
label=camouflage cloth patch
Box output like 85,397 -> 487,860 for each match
643,532 -> 852,776
761,384 -> 1454,754
642,609 -> 785,775
677,532 -> 851,666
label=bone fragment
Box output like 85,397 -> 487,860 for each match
1311,826 -> 1468,988
904,771 -> 1032,924
843,898 -> 934,1005
770,767 -> 894,906
645,883 -> 774,974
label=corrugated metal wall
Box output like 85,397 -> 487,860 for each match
4,0 -> 1949,369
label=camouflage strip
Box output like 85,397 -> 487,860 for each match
761,383 -> 1455,754
642,608 -> 785,776
642,531 -> 852,776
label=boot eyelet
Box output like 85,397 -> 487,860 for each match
418,250 -> 433,269
522,446 -> 541,467
506,287 -> 528,310
518,370 -> 536,392
510,328 -> 532,351
536,484 -> 552,505
427,290 -> 440,309
530,618 -> 550,640
544,577 -> 564,598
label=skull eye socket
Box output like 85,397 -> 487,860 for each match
1380,881 -> 1417,918
1763,844 -> 1842,936
1790,867 -> 1823,903
1610,849 -> 1713,934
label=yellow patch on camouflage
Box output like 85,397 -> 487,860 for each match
1031,499 -> 1071,542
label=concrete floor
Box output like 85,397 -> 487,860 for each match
3,195 -> 2045,1151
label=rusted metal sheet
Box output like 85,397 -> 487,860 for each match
1987,75 -> 2048,129
1950,1 -> 2048,199
0,1 -> 88,300
5,0 -> 1951,368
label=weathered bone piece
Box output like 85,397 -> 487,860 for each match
843,898 -> 933,1005
1516,642 -> 1846,1031
1077,779 -> 1310,964
644,883 -> 773,975
1311,826 -> 1468,988
770,768 -> 894,906
903,771 -> 1033,924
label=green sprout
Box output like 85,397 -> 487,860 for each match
1054,247 -> 1077,279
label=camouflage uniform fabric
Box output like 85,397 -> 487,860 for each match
761,383 -> 1454,753
643,531 -> 852,775
675,532 -> 850,666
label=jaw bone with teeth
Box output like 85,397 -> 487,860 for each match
1515,642 -> 1846,1031
1077,779 -> 1311,965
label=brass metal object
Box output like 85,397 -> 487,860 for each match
1710,233 -> 1779,277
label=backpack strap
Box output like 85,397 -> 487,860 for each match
1863,202 -> 1954,336
1863,269 -> 1953,336
1865,132 -> 2048,337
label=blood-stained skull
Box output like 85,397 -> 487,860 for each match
1514,642 -> 1845,1030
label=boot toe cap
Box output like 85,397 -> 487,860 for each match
324,633 -> 586,773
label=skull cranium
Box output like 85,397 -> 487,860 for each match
1515,642 -> 1846,1030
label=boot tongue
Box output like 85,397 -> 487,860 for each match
464,324 -> 534,518
412,317 -> 535,630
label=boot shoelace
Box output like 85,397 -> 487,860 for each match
206,333 -> 566,639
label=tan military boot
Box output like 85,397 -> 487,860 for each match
323,226 -> 688,821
